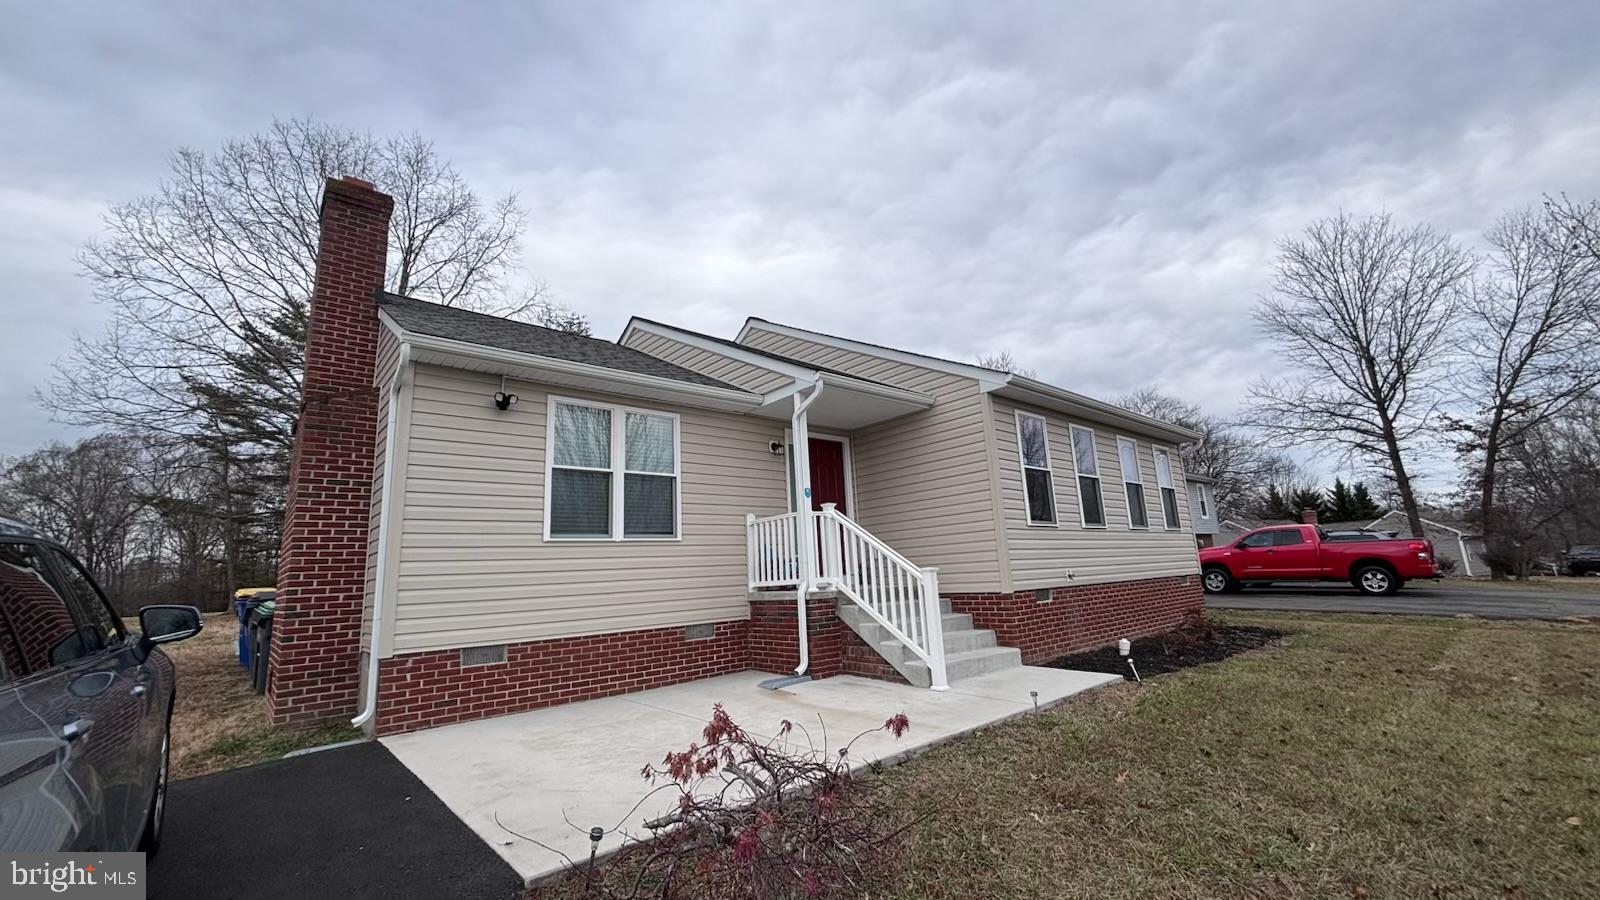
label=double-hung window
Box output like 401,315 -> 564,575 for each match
1015,412 -> 1056,525
1116,437 -> 1148,529
1070,425 -> 1106,527
547,399 -> 679,540
1196,482 -> 1212,519
1154,447 -> 1180,529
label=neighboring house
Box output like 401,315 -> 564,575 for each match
268,177 -> 1206,735
1186,474 -> 1219,547
1366,511 -> 1488,577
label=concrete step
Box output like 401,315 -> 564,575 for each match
834,598 -> 1021,688
896,646 -> 1025,688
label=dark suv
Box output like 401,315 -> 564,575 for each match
0,515 -> 200,853
1565,545 -> 1600,577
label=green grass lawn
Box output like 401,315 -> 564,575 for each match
863,611 -> 1600,899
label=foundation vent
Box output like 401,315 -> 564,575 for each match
460,644 -> 508,667
683,623 -> 716,641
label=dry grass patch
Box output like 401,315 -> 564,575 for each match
155,612 -> 359,778
859,611 -> 1600,900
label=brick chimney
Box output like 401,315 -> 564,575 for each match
1300,507 -> 1319,525
268,176 -> 393,726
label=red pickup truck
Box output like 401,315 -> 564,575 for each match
1199,525 -> 1440,596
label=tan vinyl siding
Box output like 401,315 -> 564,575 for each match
742,327 -> 1003,592
362,327 -> 402,646
622,330 -> 794,394
991,395 -> 1201,588
389,363 -> 787,654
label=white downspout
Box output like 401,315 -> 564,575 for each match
790,379 -> 825,676
1458,534 -> 1473,577
352,341 -> 411,728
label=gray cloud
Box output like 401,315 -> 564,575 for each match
4,1 -> 1599,494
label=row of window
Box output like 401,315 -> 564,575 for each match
1016,412 -> 1181,530
542,397 -> 1186,541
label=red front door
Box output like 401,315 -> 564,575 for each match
808,438 -> 848,513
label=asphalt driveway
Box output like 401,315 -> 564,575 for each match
149,741 -> 522,900
1207,581 -> 1600,620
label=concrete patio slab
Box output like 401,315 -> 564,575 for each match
381,666 -> 1120,886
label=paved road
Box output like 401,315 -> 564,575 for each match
1207,582 -> 1600,620
150,741 -> 523,900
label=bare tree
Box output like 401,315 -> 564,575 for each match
0,437 -> 145,591
975,350 -> 1037,379
1116,388 -> 1285,520
1245,213 -> 1474,537
1449,205 -> 1600,575
43,118 -> 587,567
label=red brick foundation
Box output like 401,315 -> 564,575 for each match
375,621 -> 749,735
748,594 -> 842,679
839,623 -> 907,683
269,177 -> 392,727
947,574 -> 1204,664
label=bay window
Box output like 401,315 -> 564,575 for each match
547,398 -> 679,540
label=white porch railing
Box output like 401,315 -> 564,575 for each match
745,504 -> 948,691
746,511 -> 803,588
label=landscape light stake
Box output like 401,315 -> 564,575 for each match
1030,690 -> 1039,712
1119,638 -> 1142,684
587,826 -> 604,885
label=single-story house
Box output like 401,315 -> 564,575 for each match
1186,473 -> 1219,548
268,177 -> 1206,735
1366,511 -> 1488,577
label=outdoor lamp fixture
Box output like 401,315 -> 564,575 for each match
769,441 -> 786,456
493,375 -> 518,411
1119,638 -> 1142,684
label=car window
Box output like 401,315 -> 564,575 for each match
1239,531 -> 1277,548
45,548 -> 123,651
0,542 -> 100,674
1274,529 -> 1307,546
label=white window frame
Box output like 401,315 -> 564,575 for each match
1069,424 -> 1107,529
543,395 -> 682,542
1154,447 -> 1180,530
1014,412 -> 1057,527
1196,482 -> 1212,519
1115,435 -> 1148,530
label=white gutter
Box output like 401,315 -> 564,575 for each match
352,340 -> 411,728
789,379 -> 825,676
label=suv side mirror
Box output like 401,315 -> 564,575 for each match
140,605 -> 203,645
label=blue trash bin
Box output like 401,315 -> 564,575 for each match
236,598 -> 251,667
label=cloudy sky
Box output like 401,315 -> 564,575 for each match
4,2 -> 1599,486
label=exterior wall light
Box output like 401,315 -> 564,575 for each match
494,391 -> 518,410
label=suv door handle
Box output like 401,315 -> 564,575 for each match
61,719 -> 93,742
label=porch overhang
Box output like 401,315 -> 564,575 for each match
991,377 -> 1203,445
751,373 -> 935,430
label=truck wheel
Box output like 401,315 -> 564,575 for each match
1354,564 -> 1400,596
1202,567 -> 1238,594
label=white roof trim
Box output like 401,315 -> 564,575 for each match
622,318 -> 819,381
381,311 -> 764,412
737,318 -> 1010,389
1367,510 -> 1471,536
737,318 -> 1201,443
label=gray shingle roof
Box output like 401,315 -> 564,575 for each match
378,293 -> 740,391
627,317 -> 906,389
